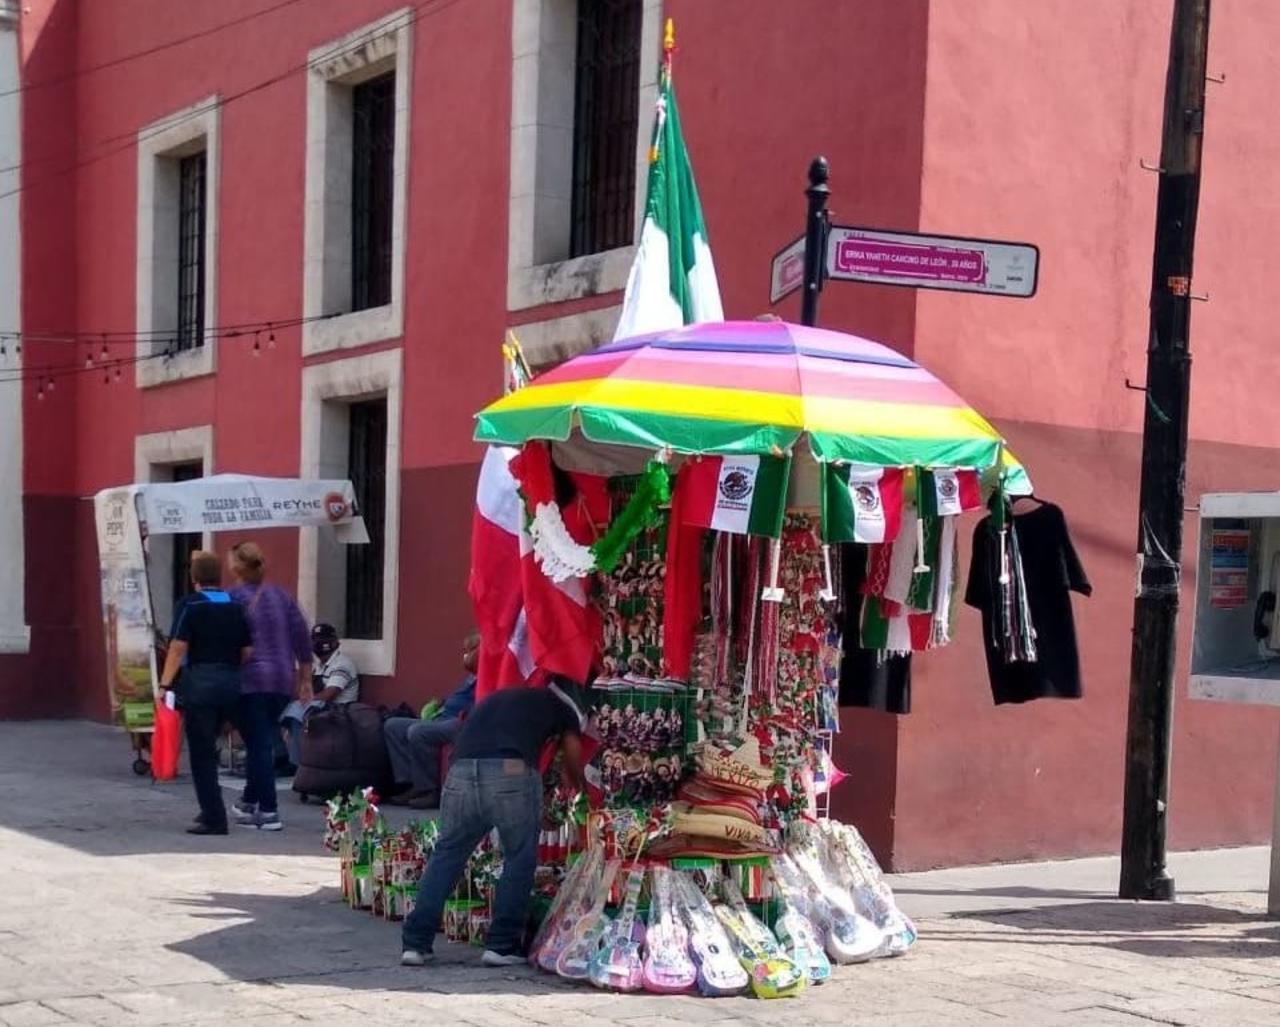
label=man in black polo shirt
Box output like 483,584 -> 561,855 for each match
157,550 -> 252,836
401,680 -> 586,968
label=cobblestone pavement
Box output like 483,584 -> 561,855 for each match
1,721 -> 1277,1026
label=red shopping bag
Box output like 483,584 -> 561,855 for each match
151,698 -> 182,781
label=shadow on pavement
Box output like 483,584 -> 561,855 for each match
168,887 -> 592,998
934,900 -> 1280,960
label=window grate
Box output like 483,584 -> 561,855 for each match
351,72 -> 396,312
570,0 -> 642,259
345,398 -> 387,639
176,152 -> 207,352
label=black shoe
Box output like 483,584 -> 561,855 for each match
187,822 -> 228,835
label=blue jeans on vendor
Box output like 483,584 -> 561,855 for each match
239,692 -> 290,814
280,699 -> 327,768
401,758 -> 541,956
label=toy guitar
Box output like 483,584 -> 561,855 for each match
641,867 -> 697,994
768,859 -> 832,984
714,879 -> 805,1000
672,873 -> 749,997
834,823 -> 918,955
588,865 -> 646,992
813,826 -> 914,957
534,847 -> 605,973
788,847 -> 885,963
555,859 -> 622,980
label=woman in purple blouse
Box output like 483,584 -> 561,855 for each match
227,542 -> 312,831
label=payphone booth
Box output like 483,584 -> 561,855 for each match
1189,492 -> 1280,913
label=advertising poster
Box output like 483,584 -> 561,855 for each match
1209,523 -> 1251,610
94,489 -> 157,731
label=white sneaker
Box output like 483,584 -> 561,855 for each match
481,950 -> 526,967
401,949 -> 434,967
238,811 -> 283,831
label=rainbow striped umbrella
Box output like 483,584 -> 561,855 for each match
476,320 -> 1028,484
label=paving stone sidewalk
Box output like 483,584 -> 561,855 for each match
0,721 -> 1277,1026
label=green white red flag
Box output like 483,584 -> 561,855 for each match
822,465 -> 906,544
613,19 -> 722,341
677,454 -> 789,538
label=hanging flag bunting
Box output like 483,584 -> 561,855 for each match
921,467 -> 983,518
821,464 -> 906,544
677,454 -> 790,538
612,18 -> 723,341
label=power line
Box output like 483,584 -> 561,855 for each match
0,0 -> 309,99
0,312 -> 332,343
0,0 -> 450,191
0,313 -> 340,385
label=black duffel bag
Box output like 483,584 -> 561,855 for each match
293,702 -> 392,801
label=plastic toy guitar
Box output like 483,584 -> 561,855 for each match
714,879 -> 805,1000
834,823 -> 918,955
555,859 -> 621,980
534,847 -> 605,973
788,847 -> 885,963
588,865 -> 646,992
672,873 -> 749,997
768,859 -> 832,984
641,867 -> 697,994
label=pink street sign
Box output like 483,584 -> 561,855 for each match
825,225 -> 1038,298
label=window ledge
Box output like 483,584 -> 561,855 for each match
303,303 -> 403,357
340,637 -> 393,678
0,627 -> 31,655
507,245 -> 636,312
136,344 -> 216,389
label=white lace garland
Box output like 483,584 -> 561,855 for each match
528,501 -> 597,582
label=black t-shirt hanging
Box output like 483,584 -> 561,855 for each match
964,502 -> 1092,705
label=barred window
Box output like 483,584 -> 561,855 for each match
569,0 -> 642,258
175,152 -> 207,352
351,71 -> 396,312
345,397 -> 387,639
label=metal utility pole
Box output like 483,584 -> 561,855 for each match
1119,0 -> 1212,902
800,156 -> 830,327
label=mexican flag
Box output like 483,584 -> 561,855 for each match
920,468 -> 983,518
822,465 -> 906,544
613,21 -> 722,341
469,447 -> 535,699
677,455 -> 789,538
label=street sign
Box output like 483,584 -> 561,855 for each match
825,225 -> 1039,298
769,235 -> 806,304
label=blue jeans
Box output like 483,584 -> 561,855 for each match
239,692 -> 290,813
280,699 -> 327,767
401,758 -> 541,955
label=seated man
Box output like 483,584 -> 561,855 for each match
279,623 -> 359,769
384,633 -> 479,809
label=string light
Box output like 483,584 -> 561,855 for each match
252,330 -> 261,357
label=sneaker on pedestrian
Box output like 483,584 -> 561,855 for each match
238,810 -> 283,831
481,949 -> 526,967
231,799 -> 257,818
400,948 -> 434,967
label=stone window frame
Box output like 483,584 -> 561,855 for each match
297,348 -> 402,676
134,97 -> 220,388
302,8 -> 413,357
133,426 -> 215,634
507,0 -> 662,312
0,6 -> 25,654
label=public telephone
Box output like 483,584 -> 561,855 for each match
1254,551 -> 1280,653
1190,493 -> 1280,704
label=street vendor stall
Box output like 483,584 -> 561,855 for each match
319,319 -> 1052,1002
93,474 -> 367,774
